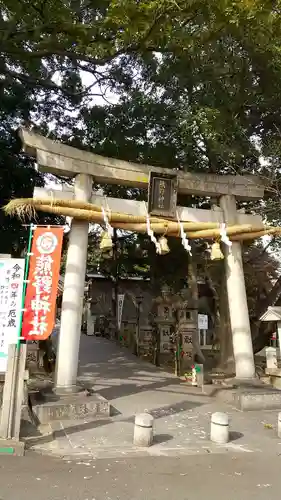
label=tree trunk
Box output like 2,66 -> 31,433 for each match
174,312 -> 181,376
149,251 -> 161,366
204,264 -> 234,374
112,229 -> 119,340
217,274 -> 235,374
252,321 -> 275,354
188,256 -> 205,364
203,260 -> 281,366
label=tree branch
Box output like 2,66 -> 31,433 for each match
245,237 -> 275,265
0,63 -> 108,98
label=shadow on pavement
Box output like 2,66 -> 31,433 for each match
153,434 -> 173,444
229,431 -> 244,441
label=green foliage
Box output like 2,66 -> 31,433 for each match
0,0 -> 281,105
87,230 -> 151,279
1,0 -> 281,268
0,68 -> 44,254
0,130 -> 42,255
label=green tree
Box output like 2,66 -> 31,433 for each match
1,1 -> 281,104
0,75 -> 44,255
69,0 -> 281,362
0,92 -> 65,255
2,0 -> 281,363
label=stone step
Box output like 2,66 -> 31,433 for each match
210,383 -> 281,411
234,387 -> 281,411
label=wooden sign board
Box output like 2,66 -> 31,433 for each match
148,172 -> 178,218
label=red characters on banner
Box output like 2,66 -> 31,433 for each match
21,227 -> 63,341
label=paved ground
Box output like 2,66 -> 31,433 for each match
2,335 -> 281,499
26,335 -> 281,459
1,451 -> 281,500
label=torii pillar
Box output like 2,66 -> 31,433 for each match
54,174 -> 92,393
220,195 -> 255,380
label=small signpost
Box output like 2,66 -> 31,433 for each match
198,314 -> 208,346
198,314 -> 208,331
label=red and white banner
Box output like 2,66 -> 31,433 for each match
21,227 -> 63,341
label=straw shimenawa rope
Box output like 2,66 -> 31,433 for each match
4,197 -> 281,241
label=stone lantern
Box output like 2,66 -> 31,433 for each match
260,306 -> 281,388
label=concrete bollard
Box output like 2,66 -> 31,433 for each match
133,413 -> 154,447
278,413 -> 281,438
210,412 -> 229,444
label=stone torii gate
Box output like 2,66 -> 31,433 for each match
19,128 -> 265,392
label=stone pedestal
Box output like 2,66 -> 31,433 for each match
29,388 -> 110,424
209,378 -> 281,411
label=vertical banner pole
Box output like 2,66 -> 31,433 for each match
8,225 -> 33,441
0,252 -> 26,442
17,225 -> 34,349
